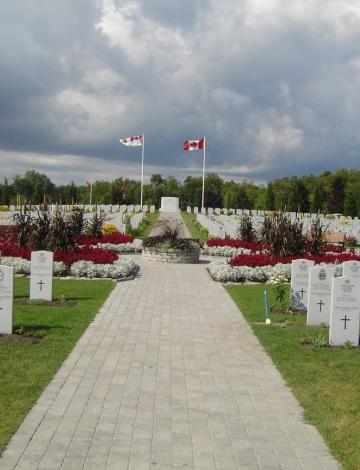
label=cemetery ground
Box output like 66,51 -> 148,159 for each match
227,284 -> 360,470
0,277 -> 114,455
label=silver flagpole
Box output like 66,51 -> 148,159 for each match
140,134 -> 145,208
201,137 -> 206,208
89,181 -> 93,207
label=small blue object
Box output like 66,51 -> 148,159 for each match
264,289 -> 270,323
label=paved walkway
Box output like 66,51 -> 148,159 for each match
1,261 -> 339,469
149,212 -> 191,238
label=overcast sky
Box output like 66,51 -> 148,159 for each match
1,0 -> 360,185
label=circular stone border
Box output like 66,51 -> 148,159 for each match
142,247 -> 200,263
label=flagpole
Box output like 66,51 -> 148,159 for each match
201,137 -> 206,208
89,181 -> 93,207
140,134 -> 144,209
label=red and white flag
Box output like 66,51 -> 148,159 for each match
183,137 -> 205,152
120,135 -> 143,147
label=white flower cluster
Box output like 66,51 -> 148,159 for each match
208,260 -> 350,283
209,262 -> 291,283
0,257 -> 72,276
97,239 -> 143,253
70,256 -> 139,279
202,246 -> 251,257
268,273 -> 288,286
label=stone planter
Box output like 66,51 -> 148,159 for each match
142,247 -> 200,263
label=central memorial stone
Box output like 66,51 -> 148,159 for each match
160,197 -> 180,212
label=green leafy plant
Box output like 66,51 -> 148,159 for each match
312,331 -> 328,349
269,274 -> 288,313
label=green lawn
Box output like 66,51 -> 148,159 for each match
0,277 -> 114,454
227,284 -> 360,470
181,211 -> 209,241
132,211 -> 161,238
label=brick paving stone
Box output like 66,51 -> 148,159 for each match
0,259 -> 341,469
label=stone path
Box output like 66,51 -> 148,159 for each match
149,212 -> 191,238
0,261 -> 340,469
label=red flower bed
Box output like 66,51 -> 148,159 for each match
207,238 -> 269,252
0,238 -> 118,265
54,247 -> 118,265
229,252 -> 360,268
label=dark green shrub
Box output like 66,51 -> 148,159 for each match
12,209 -> 32,247
48,208 -> 73,252
86,212 -> 105,238
66,207 -> 87,237
29,208 -> 51,250
236,215 -> 256,242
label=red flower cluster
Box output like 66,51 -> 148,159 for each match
54,247 -> 118,265
207,238 -> 269,252
0,237 -> 118,265
229,252 -> 360,268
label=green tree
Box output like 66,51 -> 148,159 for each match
265,183 -> 275,210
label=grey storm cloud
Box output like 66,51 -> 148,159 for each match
1,0 -> 360,184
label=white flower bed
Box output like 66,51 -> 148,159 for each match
70,257 -> 139,279
98,239 -> 143,253
0,257 -> 67,275
209,261 -> 343,283
202,245 -> 271,257
202,246 -> 251,257
0,256 -> 139,280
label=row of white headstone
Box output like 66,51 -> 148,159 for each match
0,251 -> 53,335
291,259 -> 360,346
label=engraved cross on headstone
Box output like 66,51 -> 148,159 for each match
299,288 -> 306,299
38,280 -> 45,291
317,300 -> 325,312
341,315 -> 350,330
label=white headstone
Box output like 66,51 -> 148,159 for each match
160,197 -> 180,212
307,266 -> 334,326
150,205 -> 155,213
187,206 -> 191,214
208,207 -> 213,215
201,207 -> 206,215
30,251 -> 53,301
351,222 -> 360,241
0,265 -> 14,335
134,205 -> 141,213
215,208 -> 221,215
290,259 -> 315,311
194,207 -> 198,214
329,277 -> 360,346
343,261 -> 360,278
142,205 -> 148,212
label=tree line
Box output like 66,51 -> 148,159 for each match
1,168 -> 360,216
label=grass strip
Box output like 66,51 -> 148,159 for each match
132,211 -> 161,239
227,284 -> 360,470
0,277 -> 114,454
181,212 -> 209,241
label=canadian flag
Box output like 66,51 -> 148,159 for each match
120,135 -> 143,147
183,137 -> 205,151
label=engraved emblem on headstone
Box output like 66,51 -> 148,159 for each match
0,269 -> 4,282
318,269 -> 327,281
